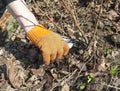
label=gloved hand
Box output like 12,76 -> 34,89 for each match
27,24 -> 69,64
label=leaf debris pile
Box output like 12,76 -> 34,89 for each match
0,0 -> 120,90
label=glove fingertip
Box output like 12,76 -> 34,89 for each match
63,42 -> 70,56
42,52 -> 50,65
43,57 -> 50,65
44,61 -> 50,65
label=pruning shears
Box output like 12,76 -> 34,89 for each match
62,36 -> 88,49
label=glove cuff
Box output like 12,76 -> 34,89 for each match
26,24 -> 51,45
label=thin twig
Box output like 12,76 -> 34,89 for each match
60,0 -> 88,43
74,52 -> 94,83
107,85 -> 120,90
94,0 -> 103,38
86,0 -> 103,50
49,69 -> 77,91
60,0 -> 81,31
69,0 -> 79,28
93,5 -> 103,40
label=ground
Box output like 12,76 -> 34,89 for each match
0,0 -> 120,91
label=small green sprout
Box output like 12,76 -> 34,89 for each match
78,74 -> 93,90
79,84 -> 85,90
103,48 -> 112,57
87,74 -> 92,83
110,64 -> 120,76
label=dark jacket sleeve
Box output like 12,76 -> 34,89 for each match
2,0 -> 15,6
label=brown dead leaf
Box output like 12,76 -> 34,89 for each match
0,73 -> 6,88
43,71 -> 54,91
30,80 -> 46,91
6,58 -> 27,88
59,70 -> 70,75
61,83 -> 69,91
30,67 -> 45,76
26,75 -> 37,83
108,10 -> 118,20
97,56 -> 108,71
50,68 -> 58,79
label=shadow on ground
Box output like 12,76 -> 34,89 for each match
0,30 -> 44,68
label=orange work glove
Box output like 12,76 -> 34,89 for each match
27,24 -> 69,64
